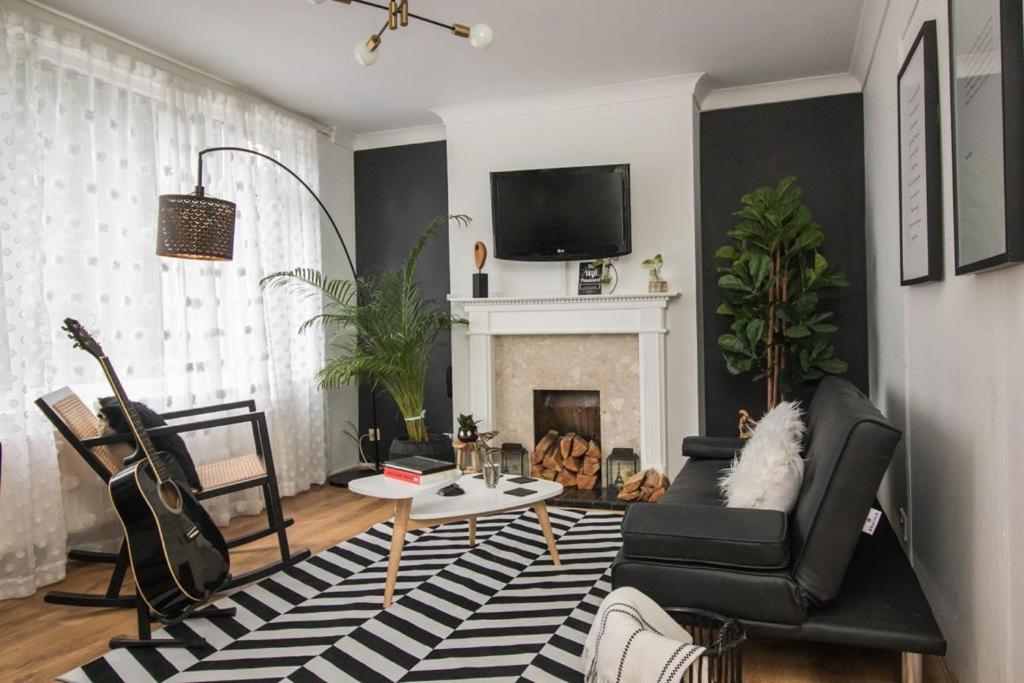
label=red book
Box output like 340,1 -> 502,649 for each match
383,467 -> 423,485
383,466 -> 457,486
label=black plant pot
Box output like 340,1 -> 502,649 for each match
457,426 -> 479,443
389,433 -> 455,463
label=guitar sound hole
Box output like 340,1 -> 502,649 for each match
159,480 -> 183,513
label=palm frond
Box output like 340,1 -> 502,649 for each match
265,215 -> 471,441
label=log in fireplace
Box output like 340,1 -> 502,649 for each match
531,389 -> 603,491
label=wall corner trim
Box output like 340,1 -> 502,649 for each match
353,123 -> 447,151
432,73 -> 705,125
849,0 -> 891,86
327,126 -> 357,150
699,73 -> 862,112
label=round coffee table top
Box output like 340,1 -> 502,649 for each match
349,472 -> 563,521
410,473 -> 562,520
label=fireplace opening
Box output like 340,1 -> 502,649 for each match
531,389 -> 603,494
533,389 -> 601,444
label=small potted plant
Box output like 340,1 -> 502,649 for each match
643,253 -> 667,292
457,414 -> 480,443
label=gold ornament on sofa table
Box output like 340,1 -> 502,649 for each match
738,409 -> 758,440
310,0 -> 493,66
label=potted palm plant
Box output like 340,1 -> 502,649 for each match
262,214 -> 470,460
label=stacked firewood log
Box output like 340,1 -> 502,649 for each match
616,468 -> 670,502
530,429 -> 601,489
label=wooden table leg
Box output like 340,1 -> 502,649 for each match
468,517 -> 477,547
533,502 -> 561,566
383,498 -> 412,608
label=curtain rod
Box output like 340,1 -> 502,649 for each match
10,0 -> 336,137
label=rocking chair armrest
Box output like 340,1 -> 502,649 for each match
160,399 -> 257,420
82,411 -> 270,447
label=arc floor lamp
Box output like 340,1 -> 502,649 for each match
156,146 -> 380,487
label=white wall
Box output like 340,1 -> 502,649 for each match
316,134 -> 360,475
862,1 -> 1024,680
436,75 -> 703,477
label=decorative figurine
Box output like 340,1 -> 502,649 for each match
473,241 -> 489,298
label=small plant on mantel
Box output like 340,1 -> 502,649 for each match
643,253 -> 667,292
715,177 -> 848,410
263,214 -> 470,456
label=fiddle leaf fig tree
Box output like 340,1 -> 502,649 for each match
715,177 -> 848,409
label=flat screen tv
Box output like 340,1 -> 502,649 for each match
490,164 -> 631,261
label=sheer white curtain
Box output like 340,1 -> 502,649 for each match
0,8 -> 327,599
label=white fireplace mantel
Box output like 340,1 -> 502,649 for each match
448,292 -> 679,471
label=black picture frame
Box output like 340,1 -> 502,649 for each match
577,261 -> 602,296
898,20 -> 943,285
948,0 -> 1024,274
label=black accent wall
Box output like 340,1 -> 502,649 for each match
354,141 -> 450,459
699,94 -> 868,436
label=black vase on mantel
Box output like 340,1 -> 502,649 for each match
390,434 -> 455,463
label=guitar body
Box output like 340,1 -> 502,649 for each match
109,457 -> 230,619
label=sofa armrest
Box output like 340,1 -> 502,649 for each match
622,503 -> 790,570
682,435 -> 745,460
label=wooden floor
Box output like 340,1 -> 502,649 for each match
0,484 -> 946,682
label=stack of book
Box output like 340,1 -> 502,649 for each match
383,456 -> 459,486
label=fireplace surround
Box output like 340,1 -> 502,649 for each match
450,292 -> 678,473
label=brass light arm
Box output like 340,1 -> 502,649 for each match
331,0 -> 469,35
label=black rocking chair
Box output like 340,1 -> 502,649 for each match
36,388 -> 311,647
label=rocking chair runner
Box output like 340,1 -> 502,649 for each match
36,388 -> 310,612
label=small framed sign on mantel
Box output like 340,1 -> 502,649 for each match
577,261 -> 603,295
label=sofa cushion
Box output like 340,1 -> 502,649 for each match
661,458 -> 729,506
789,378 -> 902,605
622,503 -> 789,570
612,552 -> 807,625
719,401 -> 805,512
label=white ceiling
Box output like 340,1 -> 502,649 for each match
36,0 -> 866,135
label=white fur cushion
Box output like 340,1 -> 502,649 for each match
718,401 -> 805,512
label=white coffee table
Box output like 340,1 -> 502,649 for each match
349,472 -> 564,607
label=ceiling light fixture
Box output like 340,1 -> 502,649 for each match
312,0 -> 493,65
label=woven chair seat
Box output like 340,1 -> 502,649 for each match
197,453 -> 266,490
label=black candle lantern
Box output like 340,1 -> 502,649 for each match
605,448 -> 640,490
500,443 -> 530,477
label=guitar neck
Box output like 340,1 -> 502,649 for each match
98,356 -> 170,483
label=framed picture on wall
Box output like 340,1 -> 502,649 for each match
948,0 -> 1024,274
898,20 -> 943,285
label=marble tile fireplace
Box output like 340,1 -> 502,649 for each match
450,293 -> 677,474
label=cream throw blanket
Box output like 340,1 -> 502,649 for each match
583,587 -> 706,682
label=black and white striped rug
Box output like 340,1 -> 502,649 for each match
61,508 -> 622,682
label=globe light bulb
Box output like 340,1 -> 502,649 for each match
469,23 -> 494,49
354,37 -> 380,66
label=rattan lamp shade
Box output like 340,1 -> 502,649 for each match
157,193 -> 238,260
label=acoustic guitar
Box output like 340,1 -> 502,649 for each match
63,318 -> 230,620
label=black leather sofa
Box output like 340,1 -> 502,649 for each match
612,377 -> 945,681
